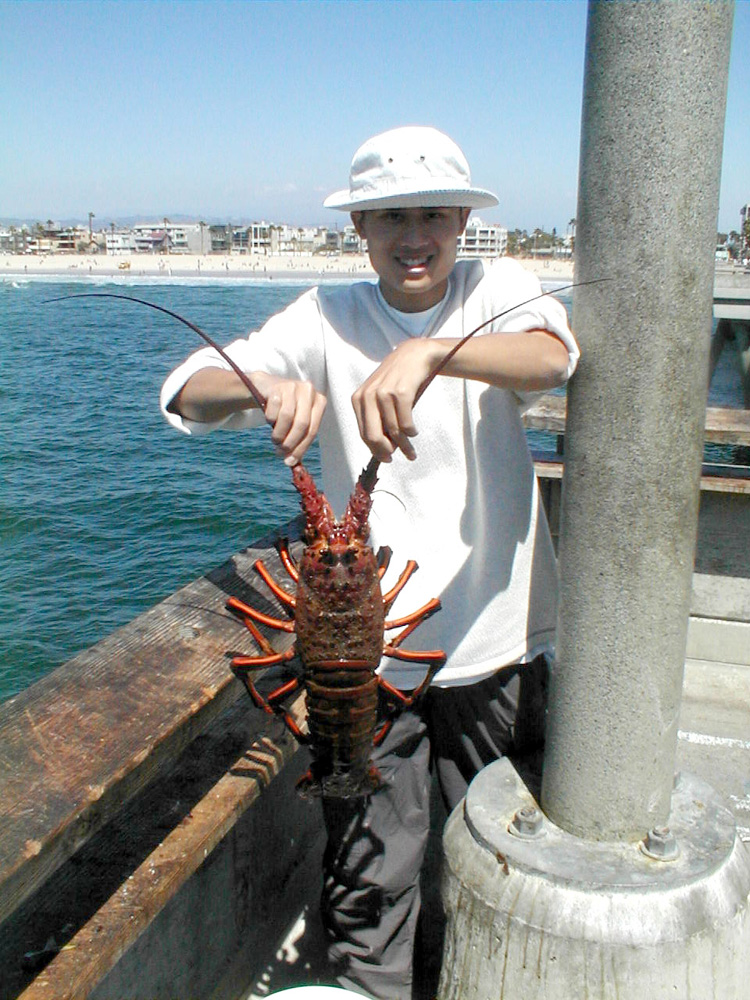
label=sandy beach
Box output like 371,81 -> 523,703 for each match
0,251 -> 575,283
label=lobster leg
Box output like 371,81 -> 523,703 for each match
372,658 -> 446,748
382,560 -> 419,609
231,662 -> 309,744
377,662 -> 443,709
253,558 -> 296,608
376,546 -> 393,580
226,595 -> 295,633
228,591 -> 307,743
275,538 -> 299,583
384,597 -> 445,663
229,601 -> 283,654
372,598 -> 448,747
385,597 -> 441,633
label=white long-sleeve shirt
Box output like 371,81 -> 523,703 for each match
161,258 -> 579,688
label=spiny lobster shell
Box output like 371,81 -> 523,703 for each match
291,465 -> 385,797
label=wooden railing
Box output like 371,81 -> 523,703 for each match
0,522 -> 320,999
522,394 -> 750,447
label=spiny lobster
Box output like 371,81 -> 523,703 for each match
52,279 -> 596,799
227,459 -> 446,798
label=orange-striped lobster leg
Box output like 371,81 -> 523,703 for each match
226,594 -> 307,743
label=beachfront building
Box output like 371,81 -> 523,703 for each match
457,217 -> 508,258
130,223 -> 203,254
325,230 -> 341,253
105,230 -> 137,255
0,226 -> 29,253
204,223 -> 276,255
251,223 -> 271,254
232,228 -> 250,253
209,225 -> 231,254
295,227 -> 324,254
21,223 -> 103,255
341,226 -> 362,254
269,225 -> 324,255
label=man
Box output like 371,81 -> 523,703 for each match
162,126 -> 578,999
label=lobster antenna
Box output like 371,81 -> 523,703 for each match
413,277 -> 609,406
45,292 -> 267,410
357,277 -> 609,494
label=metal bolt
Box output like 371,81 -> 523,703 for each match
640,825 -> 680,861
508,805 -> 546,839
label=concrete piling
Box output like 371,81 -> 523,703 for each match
542,0 -> 736,841
438,4 -> 750,997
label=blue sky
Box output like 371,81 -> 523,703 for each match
1,0 -> 747,234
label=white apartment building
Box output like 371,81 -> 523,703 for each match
251,223 -> 271,254
271,225 -> 323,255
457,216 -> 507,258
105,230 -> 137,254
130,223 -> 204,254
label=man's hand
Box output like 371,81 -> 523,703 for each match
252,371 -> 327,466
351,329 -> 570,463
351,340 -> 439,463
171,367 -> 326,466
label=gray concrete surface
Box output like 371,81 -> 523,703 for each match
438,760 -> 750,1000
544,0 -> 735,841
678,657 -> 750,843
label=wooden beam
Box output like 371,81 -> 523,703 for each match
0,521 -> 302,927
523,394 -> 750,446
15,694 -> 308,1000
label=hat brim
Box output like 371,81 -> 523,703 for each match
323,186 -> 499,212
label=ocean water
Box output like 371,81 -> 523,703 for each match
0,275 -> 744,702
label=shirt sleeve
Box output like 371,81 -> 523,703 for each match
477,259 -> 579,409
484,258 -> 579,374
160,287 -> 327,436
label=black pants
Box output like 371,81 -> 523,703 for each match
320,656 -> 548,1000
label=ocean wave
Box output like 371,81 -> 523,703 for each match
1,271 -> 372,289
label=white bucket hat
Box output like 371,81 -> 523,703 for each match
324,126 -> 499,212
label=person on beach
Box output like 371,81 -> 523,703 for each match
160,126 -> 578,1000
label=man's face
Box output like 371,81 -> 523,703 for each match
352,207 -> 470,313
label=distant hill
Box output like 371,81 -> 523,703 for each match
0,214 -> 263,229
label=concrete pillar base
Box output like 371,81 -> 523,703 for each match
438,759 -> 750,999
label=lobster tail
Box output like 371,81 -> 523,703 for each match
292,463 -> 335,541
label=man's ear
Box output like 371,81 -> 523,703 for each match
350,211 -> 365,238
459,208 -> 471,234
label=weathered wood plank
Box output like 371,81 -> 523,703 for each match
16,694 -> 308,1000
713,290 -> 750,321
0,520 -> 303,926
698,475 -> 750,495
704,404 -> 750,444
534,458 -> 750,496
523,394 -> 750,445
522,394 -> 567,433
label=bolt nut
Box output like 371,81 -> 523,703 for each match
508,805 -> 546,839
640,825 -> 680,861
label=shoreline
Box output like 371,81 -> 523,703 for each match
0,251 -> 576,283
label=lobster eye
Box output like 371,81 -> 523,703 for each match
320,549 -> 335,566
343,549 -> 357,566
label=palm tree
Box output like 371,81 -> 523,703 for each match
568,218 -> 576,255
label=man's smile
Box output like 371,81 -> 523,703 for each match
396,254 -> 433,273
